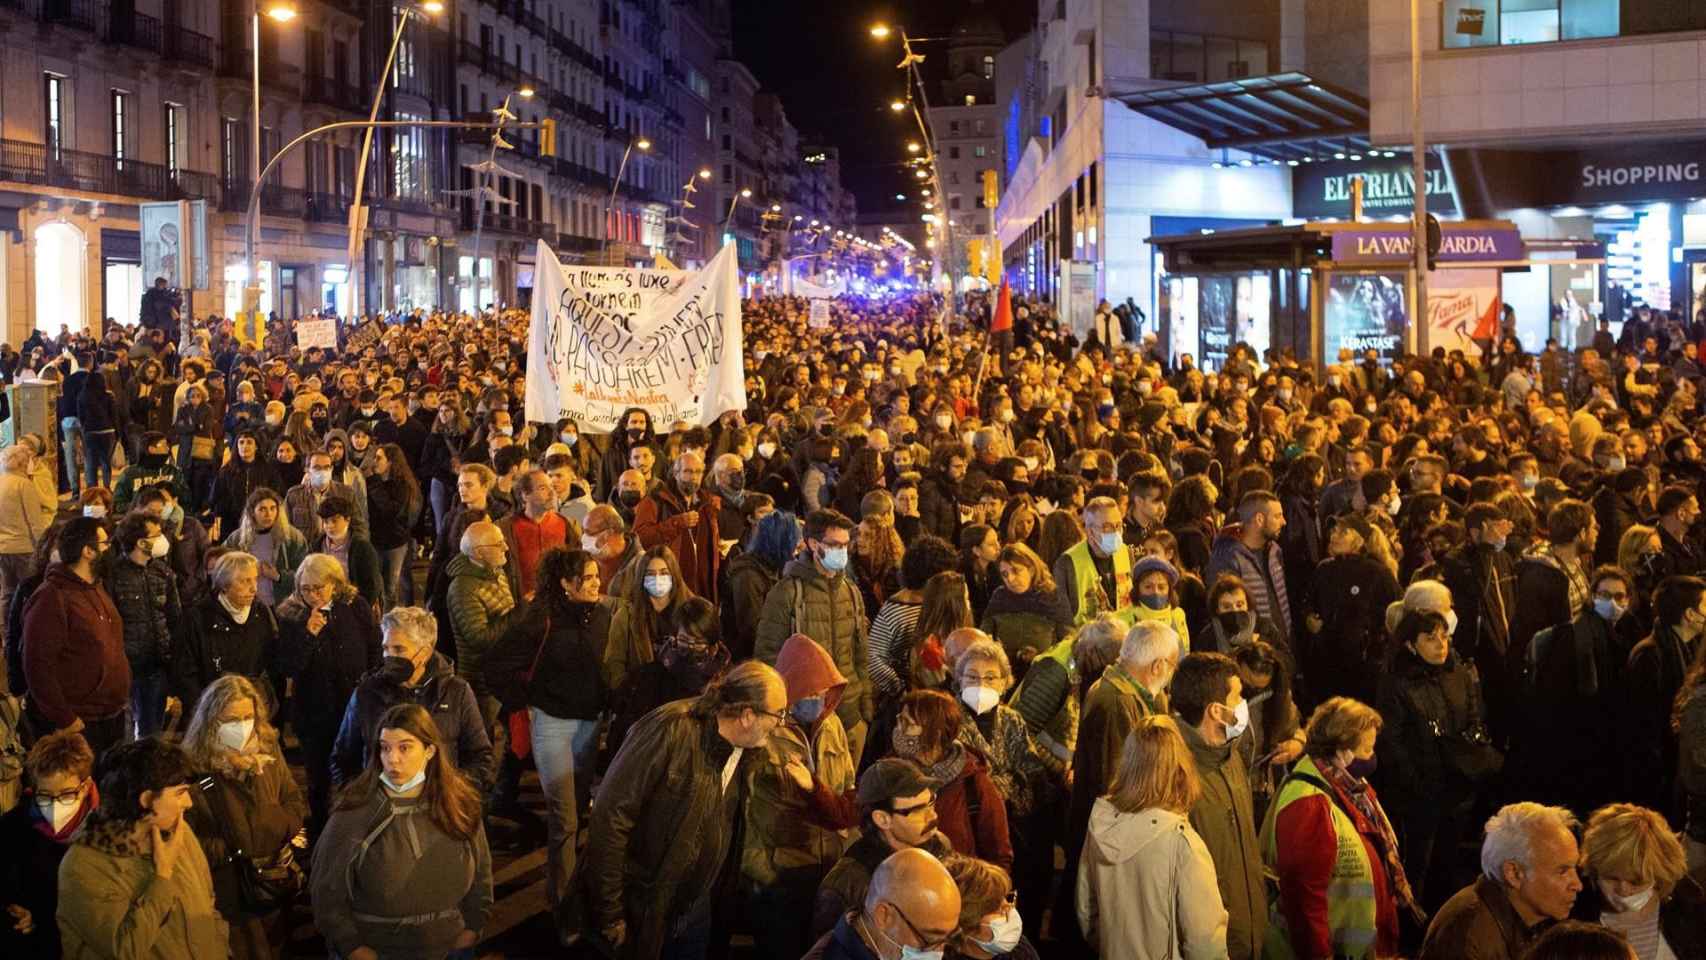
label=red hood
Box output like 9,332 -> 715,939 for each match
1214,521 -> 1247,543
776,633 -> 846,716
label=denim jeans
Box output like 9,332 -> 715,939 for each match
379,544 -> 410,610
529,709 -> 595,915
59,416 -> 83,495
430,477 -> 454,539
130,670 -> 168,738
84,429 -> 116,490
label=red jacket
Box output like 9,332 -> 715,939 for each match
633,484 -> 722,603
501,511 -> 568,599
934,748 -> 1013,873
21,564 -> 129,728
1272,775 -> 1401,959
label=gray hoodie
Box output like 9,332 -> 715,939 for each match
1077,798 -> 1230,960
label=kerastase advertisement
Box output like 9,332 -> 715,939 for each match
1324,272 -> 1407,362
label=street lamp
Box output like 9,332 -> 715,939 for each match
604,133 -> 652,265
889,100 -> 907,113
698,168 -> 712,180
873,20 -> 959,319
906,142 -> 921,153
727,187 -> 752,226
869,24 -> 892,39
242,1 -> 297,321
343,0 -> 441,319
469,86 -> 533,308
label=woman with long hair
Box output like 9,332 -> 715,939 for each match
981,542 -> 1068,672
611,596 -> 730,749
1166,474 -> 1221,575
722,510 -> 799,661
960,523 -> 1001,623
276,553 -> 381,831
368,442 -> 424,609
271,436 -> 304,491
602,544 -> 695,696
854,489 -> 905,612
833,446 -> 886,520
1078,715 -> 1228,958
76,369 -> 119,490
181,674 -> 308,960
420,397 -> 472,539
888,688 -> 1013,871
909,570 -> 974,690
1618,523 -> 1663,637
311,703 -> 492,960
1036,509 -> 1085,570
867,534 -> 959,703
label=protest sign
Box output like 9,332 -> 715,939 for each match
344,318 -> 386,353
525,240 -> 745,432
795,274 -> 845,299
809,299 -> 831,328
296,317 -> 339,352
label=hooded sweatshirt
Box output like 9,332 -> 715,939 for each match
743,634 -> 856,886
1077,799 -> 1229,960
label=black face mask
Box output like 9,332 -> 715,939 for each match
627,428 -> 646,444
141,452 -> 168,468
618,490 -> 643,508
377,655 -> 415,685
1216,610 -> 1250,635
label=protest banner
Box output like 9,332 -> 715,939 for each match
344,318 -> 386,353
525,240 -> 745,432
296,316 -> 339,352
808,299 -> 831,328
795,274 -> 845,299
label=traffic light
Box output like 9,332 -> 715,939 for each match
981,169 -> 999,209
539,118 -> 557,157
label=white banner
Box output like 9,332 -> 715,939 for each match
525,240 -> 745,433
808,299 -> 831,328
795,274 -> 846,299
296,317 -> 339,352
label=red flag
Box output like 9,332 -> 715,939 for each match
991,276 -> 1013,332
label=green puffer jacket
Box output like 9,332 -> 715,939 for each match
753,559 -> 871,729
445,554 -> 517,706
1180,715 -> 1268,960
57,812 -> 231,960
980,585 -> 1069,667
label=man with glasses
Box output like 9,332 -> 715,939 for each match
812,758 -> 954,940
806,848 -> 961,960
586,660 -> 787,959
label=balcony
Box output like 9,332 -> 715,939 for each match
552,158 -> 610,190
220,47 -> 300,93
557,232 -> 601,253
462,209 -> 554,239
305,192 -> 349,223
41,0 -> 105,33
109,10 -> 163,53
0,138 -> 218,202
458,40 -> 521,85
304,74 -> 363,112
550,30 -> 601,73
220,180 -> 309,217
164,26 -> 216,69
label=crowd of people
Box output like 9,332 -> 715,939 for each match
0,287 -> 1705,960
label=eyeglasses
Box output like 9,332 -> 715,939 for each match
36,778 -> 88,804
884,900 -> 953,952
1594,590 -> 1630,603
752,707 -> 788,723
888,794 -> 937,818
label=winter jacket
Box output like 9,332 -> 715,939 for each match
172,401 -> 214,469
1624,624 -> 1699,811
582,699 -> 762,960
284,480 -> 369,543
0,469 -> 55,556
208,458 -> 284,540
1076,801 -> 1228,960
917,470 -> 961,541
1008,635 -> 1081,766
445,554 -> 517,708
980,585 -> 1069,667
721,551 -> 780,660
1375,646 -> 1490,818
329,652 -> 496,791
220,525 -> 307,601
958,701 -> 1050,818
1179,719 -> 1267,960
21,565 -> 128,729
183,746 -> 307,960
1682,686 -> 1706,843
1509,548 -> 1582,686
633,484 -> 724,603
1069,664 -> 1165,860
104,555 -> 182,677
173,594 -> 279,715
365,471 -> 420,551
275,595 -> 381,742
308,531 -> 384,607
1053,539 -> 1133,628
742,634 -> 857,887
309,785 -> 493,960
0,792 -> 83,958
112,456 -> 190,513
56,811 -> 230,960
755,558 -> 872,731
1304,554 -> 1400,705
1418,876 -> 1542,960
811,829 -> 955,941
497,511 -> 567,600
1206,525 -> 1291,647
487,598 -> 612,721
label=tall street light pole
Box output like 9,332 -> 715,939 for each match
470,87 -> 533,312
873,23 -> 957,323
726,186 -> 752,245
1411,0 -> 1429,347
245,1 -> 297,328
604,134 -> 652,266
345,1 -> 443,320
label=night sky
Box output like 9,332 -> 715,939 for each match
731,0 -> 1037,219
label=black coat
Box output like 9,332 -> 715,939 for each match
0,799 -> 75,958
104,555 -> 182,677
1509,553 -> 1576,687
209,457 -> 284,538
174,593 -> 280,714
366,472 -> 420,550
1513,611 -> 1639,812
1374,645 -> 1487,816
1624,625 -> 1700,812
1303,554 -> 1399,705
487,598 -> 611,721
275,595 -> 381,742
329,651 -> 495,790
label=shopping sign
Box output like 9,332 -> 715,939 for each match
525,240 -> 745,432
1331,225 -> 1522,264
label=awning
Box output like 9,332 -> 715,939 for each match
1111,72 -> 1371,164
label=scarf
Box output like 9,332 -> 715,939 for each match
922,741 -> 969,785
1317,757 -> 1426,925
219,593 -> 253,624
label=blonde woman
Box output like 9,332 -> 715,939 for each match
1077,714 -> 1228,959
0,442 -> 56,623
181,674 -> 307,960
1574,803 -> 1706,959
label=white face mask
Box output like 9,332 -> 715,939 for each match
307,468 -> 332,488
149,535 -> 171,559
82,504 -> 108,519
380,769 -> 428,794
973,905 -> 1024,955
1223,698 -> 1251,739
36,791 -> 83,831
757,442 -> 777,458
1603,882 -> 1654,913
581,533 -> 603,555
216,718 -> 255,751
960,685 -> 1000,715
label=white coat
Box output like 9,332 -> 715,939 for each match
1077,798 -> 1230,960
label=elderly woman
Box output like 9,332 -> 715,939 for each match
175,551 -> 281,716
888,688 -> 1013,871
182,675 -> 308,960
276,553 -> 381,831
0,442 -> 56,629
1077,715 -> 1228,959
946,855 -> 1042,960
311,703 -> 492,960
1569,803 -> 1706,960
1263,696 -> 1419,960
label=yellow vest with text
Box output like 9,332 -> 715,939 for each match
1065,540 -> 1132,627
1259,756 -> 1380,960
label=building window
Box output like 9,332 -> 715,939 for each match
221,117 -> 241,184
722,134 -> 731,150
975,119 -> 986,134
950,120 -> 960,135
164,103 -> 185,177
722,163 -> 731,183
44,74 -> 66,160
975,145 -> 987,158
949,146 -> 960,160
111,90 -> 129,168
983,55 -> 995,79
950,195 -> 962,210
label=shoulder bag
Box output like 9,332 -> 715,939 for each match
197,775 -> 307,914
507,614 -> 551,761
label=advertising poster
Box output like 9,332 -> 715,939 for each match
526,240 -> 745,432
1166,276 -> 1198,368
1324,272 -> 1407,362
1199,276 -> 1233,370
1424,268 -> 1502,354
140,201 -> 185,288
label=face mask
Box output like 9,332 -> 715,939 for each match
1023,456 -> 1038,472
935,415 -> 953,430
1096,531 -> 1122,556
82,504 -> 107,519
1604,883 -> 1654,913
791,697 -> 826,724
141,452 -> 168,467
361,407 -> 377,418
757,442 -> 777,458
960,685 -> 1000,715
1139,593 -> 1170,611
820,545 -> 849,573
36,792 -> 83,831
1594,596 -> 1627,622
581,533 -> 603,554
378,655 -> 416,685
1216,610 -> 1249,635
1347,755 -> 1378,778
561,432 -> 578,446
1278,388 -> 1293,403
308,469 -> 332,488
891,728 -> 924,757
618,490 -> 643,508
1485,535 -> 1507,552
495,424 -> 513,437
1387,494 -> 1402,516
149,535 -> 171,559
1223,699 -> 1251,739
628,428 -> 646,443
1444,609 -> 1459,635
643,574 -> 673,598
380,770 -> 428,794
216,718 -> 255,751
973,906 -> 1024,955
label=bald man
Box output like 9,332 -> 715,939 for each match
447,519 -> 516,731
634,450 -> 723,601
805,848 -> 960,960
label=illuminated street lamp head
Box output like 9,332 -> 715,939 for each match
418,0 -> 444,13
698,168 -> 713,179
518,86 -> 536,98
906,142 -> 921,154
914,169 -> 928,179
894,193 -> 906,201
740,188 -> 752,198
870,24 -> 892,39
890,100 -> 907,113
771,204 -> 782,212
794,215 -> 803,221
264,3 -> 296,20
637,138 -> 652,150
811,220 -> 820,226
